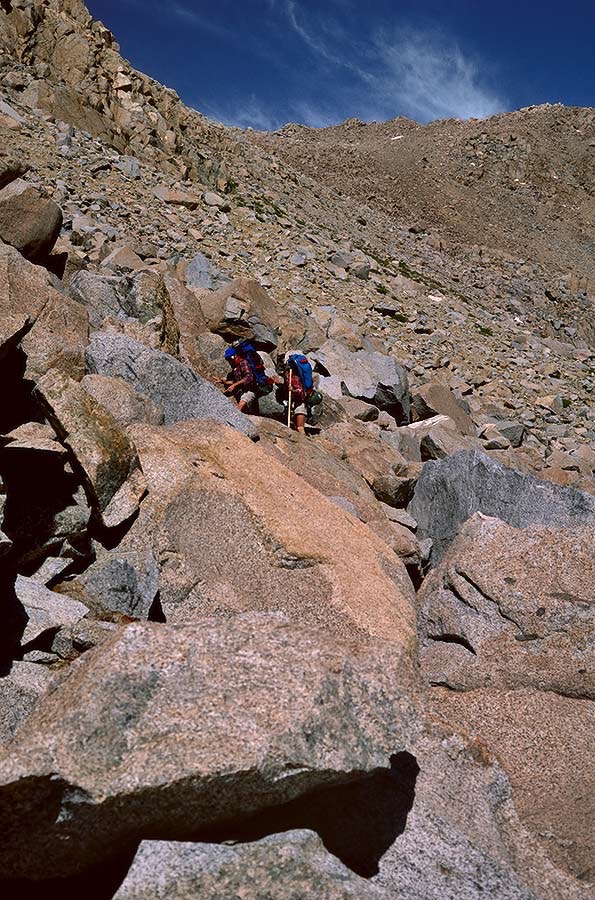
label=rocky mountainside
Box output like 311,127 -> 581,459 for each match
254,106 -> 595,280
0,1 -> 593,898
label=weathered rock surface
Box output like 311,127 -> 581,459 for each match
179,251 -> 231,291
0,154 -> 27,190
197,276 -> 280,349
0,613 -> 420,880
69,271 -> 132,328
1,421 -> 65,456
0,241 -> 88,381
416,513 -> 595,883
314,340 -> 410,423
35,368 -> 143,527
114,832 -> 390,900
257,418 -> 418,562
480,422 -> 512,449
0,178 -> 62,261
430,688 -> 595,884
411,414 -> 482,460
0,661 -> 53,745
495,420 -> 526,448
121,420 -> 416,643
86,331 -> 258,439
15,575 -> 88,646
320,421 -> 417,509
63,548 -> 160,621
0,3 -> 593,896
374,721 -> 587,900
101,244 -> 146,272
161,271 -> 210,371
80,374 -> 164,427
409,449 -> 595,563
416,513 -> 594,697
71,270 -> 180,353
411,381 -> 475,435
153,186 -> 202,208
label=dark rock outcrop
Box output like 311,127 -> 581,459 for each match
409,450 -> 595,563
0,179 -> 62,262
86,331 -> 258,439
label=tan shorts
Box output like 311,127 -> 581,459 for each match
240,390 -> 256,406
293,403 -> 307,416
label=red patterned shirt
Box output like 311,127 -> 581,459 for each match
231,355 -> 255,387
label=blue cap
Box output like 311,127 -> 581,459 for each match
224,347 -> 236,360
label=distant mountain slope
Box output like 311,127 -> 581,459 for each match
251,105 -> 595,278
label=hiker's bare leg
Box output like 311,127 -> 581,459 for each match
294,413 -> 306,433
238,399 -> 248,412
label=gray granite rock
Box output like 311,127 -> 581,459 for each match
313,341 -> 410,423
86,332 -> 258,439
69,271 -> 131,328
184,252 -> 231,291
0,662 -> 53,745
495,420 -> 526,448
65,549 -> 160,620
15,575 -> 88,646
116,156 -> 141,179
0,612 -> 420,879
114,832 -> 390,899
409,450 -> 595,563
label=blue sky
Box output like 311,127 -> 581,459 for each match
86,0 -> 595,129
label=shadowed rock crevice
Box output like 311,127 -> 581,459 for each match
147,591 -> 166,623
192,751 -> 419,878
0,448 -> 85,558
0,347 -> 42,435
0,752 -> 418,898
0,853 -> 138,900
0,572 -> 26,674
428,633 -> 477,655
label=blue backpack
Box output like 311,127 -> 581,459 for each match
287,354 -> 314,392
287,354 -> 322,407
235,341 -> 274,395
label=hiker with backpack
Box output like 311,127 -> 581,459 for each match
280,351 -> 322,434
223,341 -> 274,412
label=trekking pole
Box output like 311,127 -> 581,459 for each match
287,379 -> 293,428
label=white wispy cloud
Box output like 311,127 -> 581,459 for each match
277,3 -> 506,124
283,0 -> 374,84
170,2 -> 231,40
373,28 -> 505,121
117,1 -> 508,130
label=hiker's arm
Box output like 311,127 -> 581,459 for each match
224,376 -> 250,393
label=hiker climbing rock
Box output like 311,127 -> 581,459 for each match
223,341 -> 273,413
280,352 -> 322,434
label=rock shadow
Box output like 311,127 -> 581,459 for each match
0,753 -> 418,898
196,750 -> 419,878
0,346 -> 41,435
0,570 -> 27,674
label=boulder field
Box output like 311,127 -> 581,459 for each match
0,2 -> 593,898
